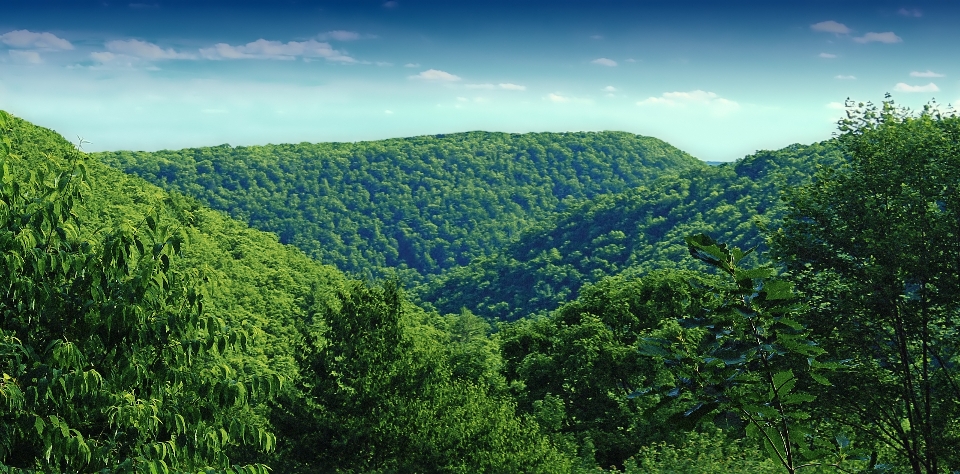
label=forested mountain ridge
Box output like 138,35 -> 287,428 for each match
93,131 -> 702,282
7,102 -> 959,473
0,110 -> 579,472
420,141 -> 845,320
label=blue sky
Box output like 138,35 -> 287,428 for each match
1,0 -> 957,161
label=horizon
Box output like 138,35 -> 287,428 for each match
2,0 -> 957,162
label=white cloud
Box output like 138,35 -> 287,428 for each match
590,35 -> 603,40
835,75 -> 856,80
827,102 -> 845,110
0,29 -> 73,50
323,30 -> 361,41
602,86 -> 617,92
87,50 -> 147,68
384,109 -> 394,114
382,1 -> 399,8
9,50 -> 42,64
545,93 -> 592,104
898,8 -> 922,17
819,52 -> 837,58
409,69 -> 461,81
465,83 -> 525,91
105,39 -> 194,60
811,20 -> 851,34
894,82 -> 939,92
456,97 -> 469,102
591,57 -> 617,67
199,39 -> 355,62
853,32 -> 902,44
637,90 -> 740,115
625,58 -> 636,63
910,70 -> 944,78
404,62 -> 420,68
90,51 -> 116,63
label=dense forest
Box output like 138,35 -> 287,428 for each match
95,132 -> 700,284
2,97 -> 959,473
421,140 -> 845,320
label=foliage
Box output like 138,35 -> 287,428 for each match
421,141 -> 844,321
15,97 -> 960,474
270,280 -> 573,473
639,234 -> 850,473
94,131 -> 700,284
771,98 -> 960,473
624,428 -> 783,474
2,109 -> 581,473
498,270 -> 716,469
0,111 -> 277,472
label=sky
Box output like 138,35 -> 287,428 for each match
1,0 -> 958,162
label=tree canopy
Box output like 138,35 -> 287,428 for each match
5,97 -> 960,473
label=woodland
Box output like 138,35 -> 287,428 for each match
1,97 -> 958,473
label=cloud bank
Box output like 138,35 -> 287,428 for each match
637,90 -> 740,115
893,82 -> 939,93
199,39 -> 355,62
854,32 -> 902,44
409,69 -> 461,81
810,21 -> 851,34
0,29 -> 73,50
105,39 -> 195,60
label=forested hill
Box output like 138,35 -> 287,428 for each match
94,131 -> 702,281
419,141 -> 845,321
1,110 -> 589,471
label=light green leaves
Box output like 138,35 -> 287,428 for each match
0,112 -> 276,472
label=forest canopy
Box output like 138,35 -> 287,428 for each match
3,96 -> 960,473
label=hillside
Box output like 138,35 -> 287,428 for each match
8,105 -> 954,472
93,131 -> 702,282
419,141 -> 846,321
0,110 -> 578,472
91,123 -> 846,322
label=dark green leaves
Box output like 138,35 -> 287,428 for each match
640,235 -> 847,473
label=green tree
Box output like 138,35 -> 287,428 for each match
640,235 -> 849,473
270,280 -> 572,473
771,98 -> 960,472
0,112 -> 277,472
498,270 -> 714,469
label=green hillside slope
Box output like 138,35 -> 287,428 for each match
420,141 -> 845,321
93,131 -> 702,282
1,111 -> 576,472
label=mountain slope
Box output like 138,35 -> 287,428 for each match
94,131 -> 703,282
0,110 -> 576,471
419,141 -> 846,321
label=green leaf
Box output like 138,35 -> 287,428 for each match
809,372 -> 831,386
763,280 -> 794,300
772,370 -> 795,395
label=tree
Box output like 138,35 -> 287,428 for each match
270,280 -> 572,473
640,234 -> 850,473
771,97 -> 960,473
0,111 -> 277,472
498,270 -> 715,469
